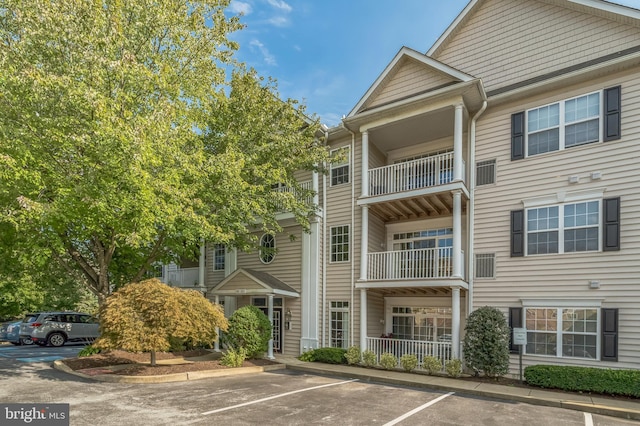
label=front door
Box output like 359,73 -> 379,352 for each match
252,297 -> 283,353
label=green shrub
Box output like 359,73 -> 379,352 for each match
379,352 -> 397,370
362,350 -> 377,367
446,359 -> 462,378
524,365 -> 640,397
463,306 -> 510,377
220,347 -> 247,367
345,346 -> 361,365
422,356 -> 443,375
400,354 -> 418,372
224,305 -> 272,359
298,349 -> 316,362
311,347 -> 347,364
78,345 -> 101,357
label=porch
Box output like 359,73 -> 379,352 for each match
366,337 -> 454,371
367,248 -> 465,281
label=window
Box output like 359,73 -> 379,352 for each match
330,301 -> 349,348
476,159 -> 496,186
259,233 -> 276,264
525,308 -> 598,359
474,253 -> 495,278
330,147 -> 350,186
330,225 -> 350,262
526,92 -> 601,156
527,201 -> 600,255
392,228 -> 453,278
213,244 -> 225,271
391,307 -> 451,341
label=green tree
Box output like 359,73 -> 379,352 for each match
0,1 -> 328,305
462,306 -> 510,378
96,278 -> 227,366
224,305 -> 272,359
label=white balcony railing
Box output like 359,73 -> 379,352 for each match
366,337 -> 453,371
368,152 -> 465,197
167,267 -> 200,287
272,180 -> 314,211
368,248 -> 465,280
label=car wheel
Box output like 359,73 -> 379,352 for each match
47,332 -> 66,347
11,342 -> 21,346
20,337 -> 34,345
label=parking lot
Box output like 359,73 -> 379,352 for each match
1,343 -> 639,425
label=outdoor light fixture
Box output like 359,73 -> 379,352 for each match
285,309 -> 292,330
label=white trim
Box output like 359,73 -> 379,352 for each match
521,299 -> 603,307
521,188 -> 605,208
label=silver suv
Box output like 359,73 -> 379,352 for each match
20,312 -> 99,347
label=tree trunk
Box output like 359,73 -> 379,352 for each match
150,350 -> 157,366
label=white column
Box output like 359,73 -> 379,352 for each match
360,288 -> 367,351
454,104 -> 464,182
451,286 -> 461,359
361,131 -> 369,197
214,295 -> 220,351
225,247 -> 237,277
312,170 -> 320,207
452,190 -> 462,278
300,218 -> 320,353
267,294 -> 274,359
359,205 -> 369,281
198,239 -> 206,289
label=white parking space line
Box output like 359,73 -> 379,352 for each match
382,391 -> 455,426
201,378 -> 359,415
584,412 -> 594,426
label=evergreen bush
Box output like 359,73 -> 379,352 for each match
220,347 -> 247,367
400,354 -> 418,372
224,305 -> 272,359
379,352 -> 397,370
446,358 -> 462,378
362,350 -> 377,367
345,346 -> 361,365
422,356 -> 443,375
524,365 -> 640,397
462,306 -> 510,377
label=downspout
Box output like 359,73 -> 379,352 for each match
341,122 -> 356,347
321,127 -> 328,347
468,100 -> 488,317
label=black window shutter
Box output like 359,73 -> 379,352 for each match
604,86 -> 621,142
601,308 -> 618,361
511,112 -> 525,160
511,210 -> 524,257
509,307 -> 523,353
603,197 -> 620,251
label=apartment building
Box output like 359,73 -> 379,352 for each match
167,0 -> 640,371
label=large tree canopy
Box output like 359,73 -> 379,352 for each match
0,0 -> 329,305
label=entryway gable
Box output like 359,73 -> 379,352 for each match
210,268 -> 300,298
349,47 -> 473,117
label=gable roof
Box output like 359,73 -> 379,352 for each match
427,0 -> 640,57
210,268 -> 299,298
348,46 -> 474,117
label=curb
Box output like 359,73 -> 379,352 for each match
53,359 -> 285,384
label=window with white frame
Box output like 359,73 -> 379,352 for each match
259,233 -> 276,264
213,244 -> 225,271
391,307 -> 452,342
330,147 -> 350,186
527,91 -> 601,156
525,307 -> 598,359
330,301 -> 349,348
527,200 -> 600,255
330,225 -> 349,262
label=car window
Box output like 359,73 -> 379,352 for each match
78,315 -> 96,324
22,314 -> 39,323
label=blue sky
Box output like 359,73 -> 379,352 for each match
227,0 -> 640,126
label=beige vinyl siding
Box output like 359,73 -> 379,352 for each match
367,58 -> 458,110
473,69 -> 640,369
433,0 -> 640,93
367,292 -> 385,337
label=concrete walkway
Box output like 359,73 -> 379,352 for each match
275,355 -> 640,422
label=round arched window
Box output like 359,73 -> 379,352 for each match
259,233 -> 276,264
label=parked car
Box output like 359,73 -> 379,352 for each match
20,312 -> 99,347
3,320 -> 32,345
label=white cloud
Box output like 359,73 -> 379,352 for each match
267,0 -> 292,12
268,16 -> 290,27
229,1 -> 252,15
250,39 -> 277,66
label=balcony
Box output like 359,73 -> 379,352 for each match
367,248 -> 464,281
368,152 -> 465,197
272,180 -> 314,211
166,267 -> 199,288
366,337 -> 453,371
